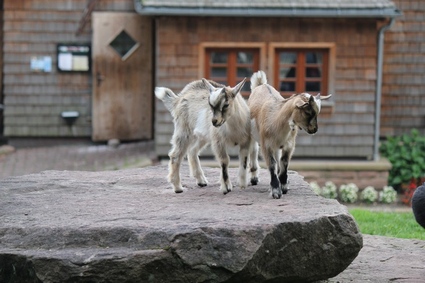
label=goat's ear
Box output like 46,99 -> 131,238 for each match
296,100 -> 309,109
231,78 -> 246,97
202,78 -> 214,92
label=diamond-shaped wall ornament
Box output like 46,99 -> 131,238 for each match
109,30 -> 139,61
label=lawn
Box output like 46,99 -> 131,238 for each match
349,208 -> 425,240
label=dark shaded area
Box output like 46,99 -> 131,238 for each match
412,182 -> 425,228
0,255 -> 42,283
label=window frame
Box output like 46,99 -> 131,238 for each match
199,43 -> 266,96
269,42 -> 335,98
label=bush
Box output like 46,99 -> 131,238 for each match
339,183 -> 359,203
309,181 -> 322,196
380,129 -> 425,188
379,186 -> 397,204
321,181 -> 338,199
360,186 -> 378,203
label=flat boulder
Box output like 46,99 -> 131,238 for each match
0,165 -> 362,283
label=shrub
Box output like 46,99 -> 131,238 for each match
309,181 -> 322,196
361,186 -> 378,203
339,183 -> 359,203
379,186 -> 397,204
380,129 -> 425,188
321,181 -> 338,199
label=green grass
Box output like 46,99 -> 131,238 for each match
349,208 -> 425,240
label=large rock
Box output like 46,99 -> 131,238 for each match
0,165 -> 362,283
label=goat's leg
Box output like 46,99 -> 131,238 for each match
187,138 -> 208,187
168,133 -> 190,193
249,141 -> 260,185
278,150 -> 290,194
278,145 -> 294,194
212,142 -> 232,194
262,145 -> 281,199
238,142 -> 250,189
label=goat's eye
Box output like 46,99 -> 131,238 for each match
222,104 -> 229,110
304,106 -> 313,115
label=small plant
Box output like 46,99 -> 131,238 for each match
380,129 -> 425,188
321,181 -> 338,199
339,183 -> 359,203
379,186 -> 397,204
309,181 -> 322,196
400,178 -> 425,206
360,186 -> 378,203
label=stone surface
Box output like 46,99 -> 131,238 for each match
0,165 -> 362,283
330,235 -> 425,282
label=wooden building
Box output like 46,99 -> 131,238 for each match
1,0 -> 153,143
0,0 -> 423,161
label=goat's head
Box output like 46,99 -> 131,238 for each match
292,93 -> 332,134
203,78 -> 246,127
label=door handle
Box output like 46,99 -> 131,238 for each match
96,72 -> 105,87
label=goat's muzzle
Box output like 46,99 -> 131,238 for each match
306,127 -> 318,134
212,118 -> 224,127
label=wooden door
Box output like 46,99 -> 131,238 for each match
92,12 -> 152,141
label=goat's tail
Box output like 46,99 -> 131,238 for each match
250,70 -> 267,90
155,87 -> 178,113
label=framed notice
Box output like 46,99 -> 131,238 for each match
30,56 -> 52,72
57,44 -> 91,73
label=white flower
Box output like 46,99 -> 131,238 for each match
309,181 -> 322,196
339,183 -> 359,203
361,186 -> 378,203
379,186 -> 397,204
321,181 -> 338,199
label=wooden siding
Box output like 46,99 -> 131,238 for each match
382,0 -> 425,137
0,10 -> 3,136
2,0 -> 134,137
155,17 -> 378,159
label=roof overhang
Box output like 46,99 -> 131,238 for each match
134,1 -> 401,18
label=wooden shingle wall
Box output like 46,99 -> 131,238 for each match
382,0 -> 425,137
3,0 -> 133,137
155,17 -> 378,159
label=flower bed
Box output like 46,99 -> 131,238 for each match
310,181 -> 398,205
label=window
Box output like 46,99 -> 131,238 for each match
204,48 -> 259,95
275,49 -> 329,97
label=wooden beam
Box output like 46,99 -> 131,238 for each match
76,0 -> 99,36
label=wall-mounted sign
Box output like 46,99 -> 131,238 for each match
57,44 -> 91,72
30,56 -> 52,72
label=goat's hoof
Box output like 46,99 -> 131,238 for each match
281,184 -> 288,194
272,188 -> 282,199
220,184 -> 232,194
197,183 -> 207,187
174,187 -> 184,193
239,181 -> 248,190
251,177 -> 259,186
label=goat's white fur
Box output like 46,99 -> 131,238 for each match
155,79 -> 259,194
249,70 -> 332,199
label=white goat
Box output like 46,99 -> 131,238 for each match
248,70 -> 332,199
155,79 -> 259,194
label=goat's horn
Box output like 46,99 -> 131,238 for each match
320,94 -> 332,100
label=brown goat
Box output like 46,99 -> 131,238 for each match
249,70 -> 332,199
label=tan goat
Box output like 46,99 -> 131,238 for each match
155,79 -> 259,194
249,70 -> 332,199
